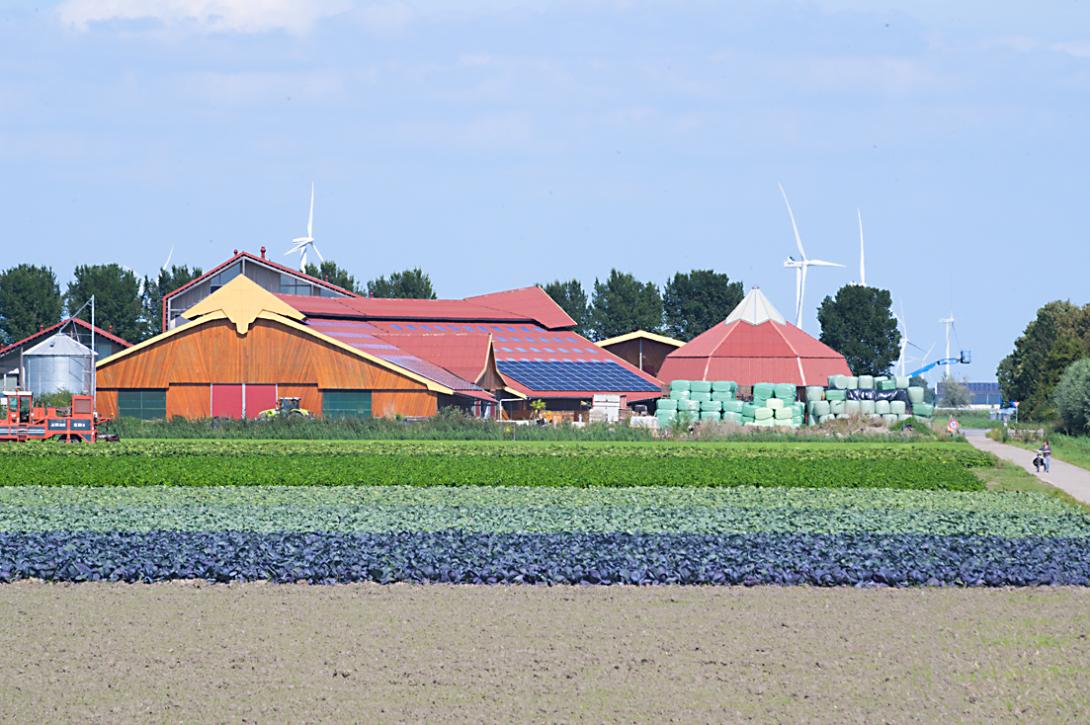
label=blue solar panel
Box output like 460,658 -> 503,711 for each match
497,360 -> 660,392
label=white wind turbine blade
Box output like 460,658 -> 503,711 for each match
805,259 -> 845,268
306,182 -> 314,239
857,209 -> 866,286
778,183 -> 807,259
311,242 -> 324,264
162,245 -> 175,271
793,265 -> 803,326
299,245 -> 308,271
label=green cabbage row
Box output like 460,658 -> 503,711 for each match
1,486 -> 1084,537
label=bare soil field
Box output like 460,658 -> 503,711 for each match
1,583 -> 1089,723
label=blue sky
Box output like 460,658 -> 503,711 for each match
3,1 -> 1089,381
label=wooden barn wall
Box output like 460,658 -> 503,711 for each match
98,319 -> 429,391
166,384 -> 211,419
97,318 -> 440,419
96,390 -> 118,419
372,391 -> 438,418
604,339 -> 673,378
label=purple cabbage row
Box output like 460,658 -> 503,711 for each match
2,531 -> 1089,586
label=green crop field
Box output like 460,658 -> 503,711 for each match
0,439 -> 993,490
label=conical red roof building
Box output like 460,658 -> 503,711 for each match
657,287 -> 852,387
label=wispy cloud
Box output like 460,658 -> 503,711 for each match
57,0 -> 350,34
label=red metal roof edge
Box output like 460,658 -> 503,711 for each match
162,250 -> 358,308
0,317 -> 132,358
464,285 -> 577,330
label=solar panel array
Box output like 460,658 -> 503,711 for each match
498,360 -> 661,392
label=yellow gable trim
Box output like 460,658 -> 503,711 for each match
596,329 -> 685,348
184,275 -> 305,334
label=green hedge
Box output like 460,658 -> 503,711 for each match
0,440 -> 992,490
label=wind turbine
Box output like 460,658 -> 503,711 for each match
162,245 -> 175,272
856,209 -> 866,286
939,312 -> 956,379
893,303 -> 908,377
285,183 -> 323,272
778,183 -> 845,329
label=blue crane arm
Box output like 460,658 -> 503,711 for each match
908,358 -> 960,378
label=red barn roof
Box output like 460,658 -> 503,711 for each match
657,287 -> 851,387
0,317 -> 131,358
464,286 -> 576,330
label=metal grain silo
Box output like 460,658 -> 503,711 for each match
21,333 -> 94,396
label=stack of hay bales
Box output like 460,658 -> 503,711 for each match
741,382 -> 804,428
658,380 -> 739,427
813,374 -> 933,425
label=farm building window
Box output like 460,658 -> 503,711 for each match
322,390 -> 372,419
279,274 -> 315,296
118,389 -> 166,420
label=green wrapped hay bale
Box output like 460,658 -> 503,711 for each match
858,375 -> 874,390
818,414 -> 834,424
811,400 -> 831,417
656,412 -> 676,427
890,400 -> 906,416
828,375 -> 847,390
712,381 -> 735,392
844,399 -> 861,416
722,400 -> 744,414
774,407 -> 794,420
804,386 -> 825,402
773,383 -> 796,400
846,376 -> 859,390
668,380 -> 690,391
689,380 -> 712,394
657,398 -> 678,411
741,403 -> 759,418
860,400 -> 876,415
830,400 -> 845,415
700,400 -> 722,412
679,399 -> 700,411
824,389 -> 847,402
907,387 -> 925,404
711,391 -> 735,402
877,378 -> 897,391
897,413 -> 912,422
699,411 -> 721,422
753,382 -> 775,399
875,400 -> 891,415
912,402 -> 934,418
766,398 -> 785,411
869,414 -> 884,423
690,392 -> 712,403
883,414 -> 899,426
669,390 -> 690,401
722,411 -> 743,425
895,376 -> 910,389
754,407 -> 774,421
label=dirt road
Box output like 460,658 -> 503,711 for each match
1,582 -> 1088,722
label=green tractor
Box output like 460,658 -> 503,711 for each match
257,397 -> 312,419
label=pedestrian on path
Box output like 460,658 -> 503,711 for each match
1041,439 -> 1052,473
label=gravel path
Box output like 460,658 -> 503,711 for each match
1,583 -> 1089,723
966,429 -> 1090,506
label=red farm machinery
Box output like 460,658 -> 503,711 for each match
0,391 -> 105,443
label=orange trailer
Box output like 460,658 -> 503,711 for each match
0,392 -> 100,443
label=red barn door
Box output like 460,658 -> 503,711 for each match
245,385 -> 278,419
211,384 -> 243,419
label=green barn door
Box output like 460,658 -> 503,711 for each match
322,390 -> 372,419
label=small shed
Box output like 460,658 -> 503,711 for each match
596,330 -> 684,378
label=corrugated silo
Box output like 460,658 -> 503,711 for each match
21,333 -> 94,396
